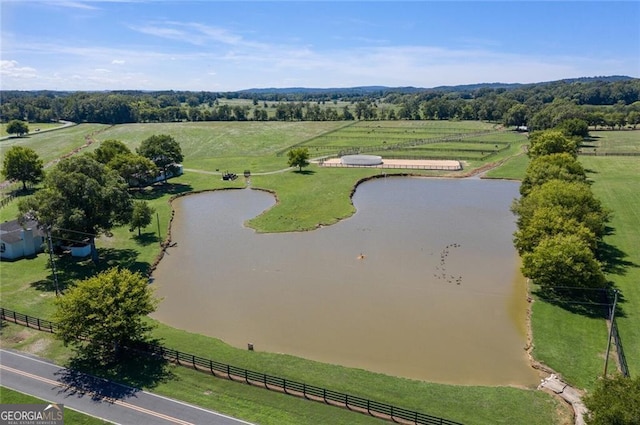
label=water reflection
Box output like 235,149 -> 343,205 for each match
151,177 -> 539,386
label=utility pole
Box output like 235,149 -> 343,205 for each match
156,212 -> 162,246
46,227 -> 60,297
603,289 -> 619,377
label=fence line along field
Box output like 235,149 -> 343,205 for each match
0,120 -> 528,176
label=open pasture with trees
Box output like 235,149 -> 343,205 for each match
0,124 -> 108,167
0,121 -> 66,137
0,119 -> 567,425
88,121 -> 351,173
1,114 -> 639,424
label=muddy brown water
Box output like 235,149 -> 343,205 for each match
151,177 -> 539,386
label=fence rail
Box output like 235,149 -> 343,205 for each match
611,318 -> 630,377
0,307 -> 464,425
578,151 -> 640,156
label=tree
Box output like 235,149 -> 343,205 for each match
6,119 -> 29,137
584,375 -> 640,425
137,134 -> 183,183
130,200 -> 155,236
521,234 -> 606,291
107,154 -> 158,188
557,118 -> 589,138
18,155 -> 133,263
503,104 -> 529,127
1,146 -> 44,190
287,148 -> 310,172
53,267 -> 158,360
513,206 -> 597,254
512,180 -> 609,239
527,130 -> 580,158
93,139 -> 132,164
519,153 -> 587,196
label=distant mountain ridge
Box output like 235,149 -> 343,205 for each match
239,75 -> 635,95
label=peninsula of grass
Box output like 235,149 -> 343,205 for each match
5,122 -> 638,424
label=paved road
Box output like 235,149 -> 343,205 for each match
0,349 -> 254,425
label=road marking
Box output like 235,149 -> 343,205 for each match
0,364 -> 194,425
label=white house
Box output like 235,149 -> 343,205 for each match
0,219 -> 45,261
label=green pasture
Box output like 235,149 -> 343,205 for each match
0,122 -> 66,137
0,124 -> 108,167
581,156 -> 640,376
0,387 -> 109,425
581,129 -> 640,152
88,121 -> 352,172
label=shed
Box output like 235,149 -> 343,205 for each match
0,219 -> 45,260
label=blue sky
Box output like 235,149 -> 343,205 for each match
1,1 -> 639,91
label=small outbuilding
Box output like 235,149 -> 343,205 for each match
0,219 -> 45,261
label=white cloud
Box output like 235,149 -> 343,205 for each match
0,60 -> 37,78
111,59 -> 125,64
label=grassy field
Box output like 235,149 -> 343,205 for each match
0,386 -> 110,425
0,124 -> 108,166
0,120 -> 588,424
0,122 -> 67,137
582,129 -> 640,153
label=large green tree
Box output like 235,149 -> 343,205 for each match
287,147 -> 310,172
18,155 -> 133,262
519,153 -> 587,196
512,180 -> 609,239
521,234 -> 606,291
584,375 -> 640,425
93,139 -> 132,164
107,153 -> 158,188
1,146 -> 44,190
137,134 -> 183,183
53,267 -> 158,359
513,206 -> 597,254
527,130 -> 580,159
5,119 -> 29,137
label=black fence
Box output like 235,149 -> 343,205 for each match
1,307 -> 463,425
611,317 -> 630,378
0,182 -> 33,209
578,151 -> 640,156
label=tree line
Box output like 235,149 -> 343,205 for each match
1,78 -> 639,129
512,125 -> 609,296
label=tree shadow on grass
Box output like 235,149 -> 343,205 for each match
55,344 -> 173,401
598,239 -> 638,276
131,182 -> 193,201
132,232 -> 160,247
293,169 -> 316,175
533,285 -> 626,319
31,248 -> 150,294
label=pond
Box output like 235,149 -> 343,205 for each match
151,177 -> 539,386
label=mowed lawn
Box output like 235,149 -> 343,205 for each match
581,155 -> 640,375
